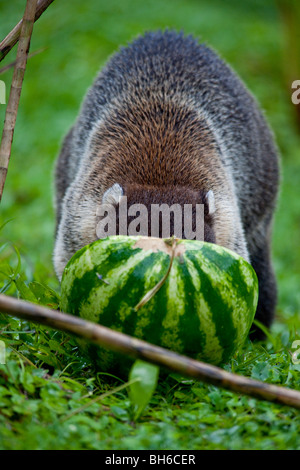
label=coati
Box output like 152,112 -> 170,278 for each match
53,30 -> 280,339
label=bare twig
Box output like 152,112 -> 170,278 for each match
0,0 -> 55,63
0,0 -> 38,201
0,47 -> 47,75
1,293 -> 300,409
135,237 -> 177,311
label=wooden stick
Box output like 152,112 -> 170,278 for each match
0,48 -> 47,75
0,0 -> 55,63
1,293 -> 300,409
0,0 -> 38,201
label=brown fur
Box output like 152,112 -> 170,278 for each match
54,31 -> 279,339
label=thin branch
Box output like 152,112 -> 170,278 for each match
1,293 -> 300,410
0,47 -> 47,75
134,237 -> 177,311
0,0 -> 38,201
0,0 -> 55,63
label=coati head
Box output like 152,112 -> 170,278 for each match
97,182 -> 216,242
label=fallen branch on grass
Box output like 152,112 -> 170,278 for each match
0,293 -> 300,409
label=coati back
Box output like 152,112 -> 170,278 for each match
54,30 -> 279,339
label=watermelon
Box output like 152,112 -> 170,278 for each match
60,236 -> 258,374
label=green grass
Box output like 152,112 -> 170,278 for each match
0,0 -> 300,450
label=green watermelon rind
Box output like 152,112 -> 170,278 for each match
60,236 -> 258,372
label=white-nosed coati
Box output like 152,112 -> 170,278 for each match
53,31 -> 280,340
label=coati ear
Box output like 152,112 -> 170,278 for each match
102,183 -> 124,205
205,190 -> 216,215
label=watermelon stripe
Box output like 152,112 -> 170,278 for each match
184,255 -> 223,364
80,248 -> 156,323
188,250 -> 238,361
133,253 -> 170,342
60,235 -> 258,372
96,250 -> 170,338
175,256 -> 207,357
133,261 -> 170,349
158,260 -> 186,353
64,244 -> 139,318
199,244 -> 257,344
61,240 -> 118,306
